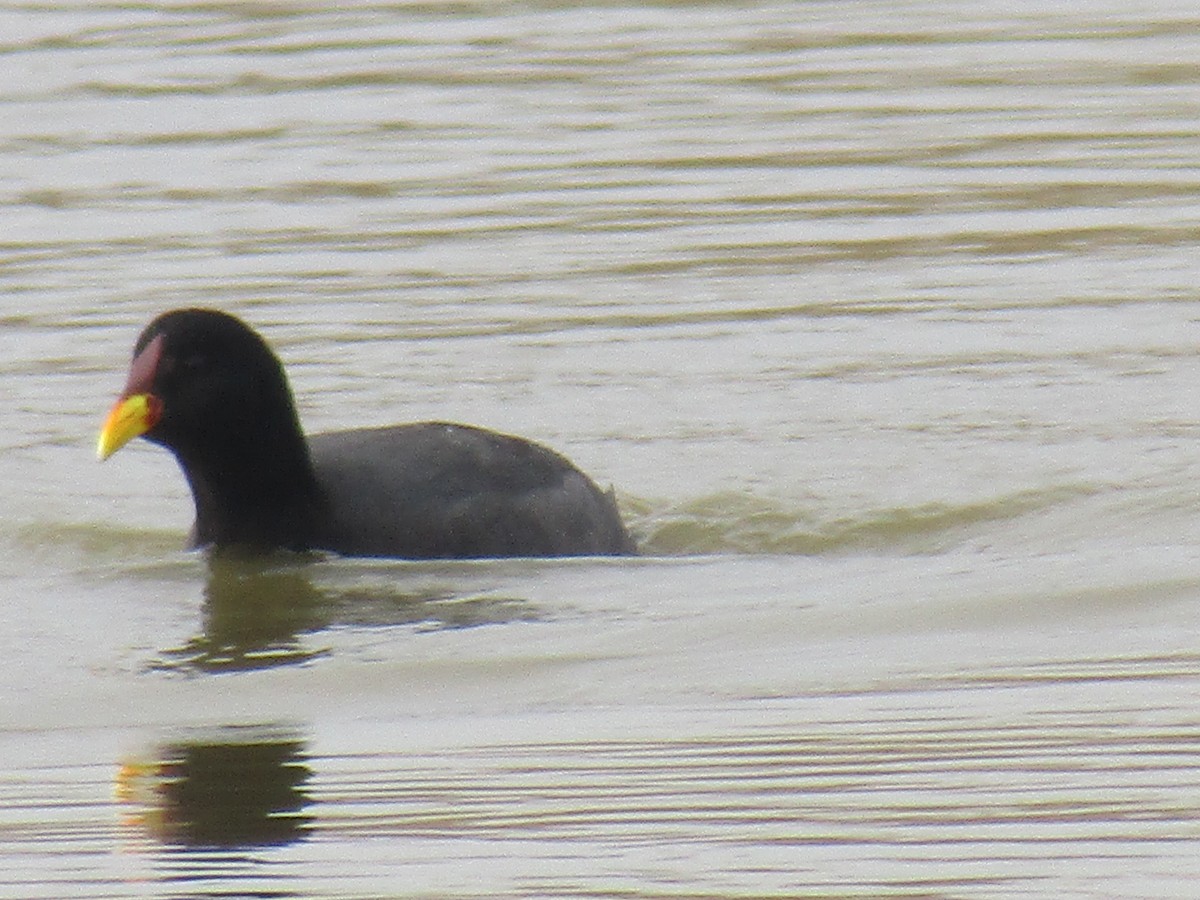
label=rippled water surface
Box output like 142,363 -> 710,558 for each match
4,1 -> 1200,897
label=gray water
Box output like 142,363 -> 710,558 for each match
3,1 -> 1200,897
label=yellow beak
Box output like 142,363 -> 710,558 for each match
97,393 -> 160,461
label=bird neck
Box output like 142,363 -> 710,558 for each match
174,420 -> 324,552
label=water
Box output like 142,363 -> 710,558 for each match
3,1 -> 1200,896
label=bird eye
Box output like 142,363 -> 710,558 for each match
181,353 -> 208,371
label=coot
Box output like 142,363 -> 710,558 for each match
97,308 -> 636,558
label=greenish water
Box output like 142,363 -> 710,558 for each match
3,1 -> 1200,897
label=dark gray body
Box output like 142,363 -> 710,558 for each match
305,422 -> 635,559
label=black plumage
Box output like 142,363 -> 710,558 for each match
99,309 -> 636,559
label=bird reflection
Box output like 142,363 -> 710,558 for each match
116,725 -> 311,849
156,552 -> 541,673
158,552 -> 328,671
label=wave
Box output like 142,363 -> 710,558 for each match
625,485 -> 1098,557
10,481 -> 1097,571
